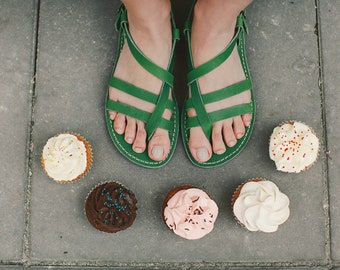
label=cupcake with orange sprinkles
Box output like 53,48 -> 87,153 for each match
41,133 -> 92,183
269,121 -> 319,173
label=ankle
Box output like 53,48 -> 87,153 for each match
194,0 -> 238,36
126,2 -> 171,35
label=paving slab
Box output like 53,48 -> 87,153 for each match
29,267 -> 136,270
0,0 -> 36,261
0,267 -> 23,270
27,267 -> 329,270
30,0 -> 325,265
320,0 -> 340,262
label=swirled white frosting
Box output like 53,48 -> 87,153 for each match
42,134 -> 87,181
164,188 -> 218,240
269,122 -> 319,173
233,180 -> 290,233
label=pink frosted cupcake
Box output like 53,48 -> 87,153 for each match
162,185 -> 218,240
269,121 -> 319,173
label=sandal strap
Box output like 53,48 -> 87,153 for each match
106,99 -> 173,132
108,6 -> 179,139
109,77 -> 158,104
116,6 -> 178,87
184,11 -> 252,139
186,103 -> 253,129
185,79 -> 252,110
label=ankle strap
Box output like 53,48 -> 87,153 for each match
114,5 -> 180,87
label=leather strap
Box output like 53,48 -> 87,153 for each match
107,5 -> 179,139
184,10 -> 252,140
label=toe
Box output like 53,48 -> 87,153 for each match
148,128 -> 170,161
108,86 -> 118,120
223,119 -> 237,147
109,110 -> 117,120
132,121 -> 147,154
114,113 -> 126,135
188,127 -> 212,163
212,121 -> 226,155
124,116 -> 137,144
233,116 -> 246,139
242,113 -> 252,127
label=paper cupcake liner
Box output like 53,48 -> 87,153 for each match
41,132 -> 93,183
269,120 -> 320,173
84,181 -> 138,233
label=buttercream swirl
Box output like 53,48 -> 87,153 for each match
269,122 -> 319,173
42,134 -> 87,181
233,180 -> 290,233
164,188 -> 218,240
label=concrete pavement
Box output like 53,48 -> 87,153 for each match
0,0 -> 339,269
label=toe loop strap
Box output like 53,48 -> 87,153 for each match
186,103 -> 254,130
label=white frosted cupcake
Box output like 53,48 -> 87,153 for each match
41,133 -> 92,183
232,178 -> 290,233
269,121 -> 319,173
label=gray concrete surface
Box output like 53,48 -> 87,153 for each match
0,0 -> 36,262
321,0 -> 340,263
0,0 -> 339,269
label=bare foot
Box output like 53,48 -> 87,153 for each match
108,5 -> 173,161
187,3 -> 252,163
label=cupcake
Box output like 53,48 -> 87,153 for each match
85,182 -> 137,233
269,121 -> 319,173
231,178 -> 290,233
162,185 -> 218,240
41,133 -> 93,183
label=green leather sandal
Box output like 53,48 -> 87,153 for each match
105,6 -> 180,168
182,7 -> 255,168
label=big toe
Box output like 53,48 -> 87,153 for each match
188,127 -> 212,163
148,129 -> 170,161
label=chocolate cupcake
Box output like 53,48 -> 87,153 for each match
162,185 -> 218,240
85,182 -> 137,233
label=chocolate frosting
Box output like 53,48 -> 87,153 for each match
85,182 -> 137,233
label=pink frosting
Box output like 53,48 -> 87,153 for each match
163,188 -> 218,240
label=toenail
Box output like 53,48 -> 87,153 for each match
216,149 -> 225,155
152,146 -> 164,159
133,147 -> 143,153
116,128 -> 123,134
237,133 -> 244,139
125,137 -> 133,144
197,148 -> 209,162
229,140 -> 236,147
